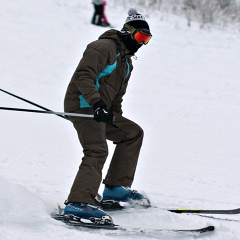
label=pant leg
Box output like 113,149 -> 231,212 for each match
103,114 -> 144,187
95,4 -> 103,25
91,4 -> 98,24
102,2 -> 108,24
66,117 -> 108,204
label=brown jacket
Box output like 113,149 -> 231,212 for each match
64,29 -> 134,115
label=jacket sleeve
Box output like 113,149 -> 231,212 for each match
72,43 -> 109,107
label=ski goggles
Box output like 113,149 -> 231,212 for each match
124,24 -> 152,45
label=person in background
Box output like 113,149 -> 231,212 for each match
91,0 -> 110,27
64,8 -> 152,226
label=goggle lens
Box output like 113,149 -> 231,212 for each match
133,31 -> 152,45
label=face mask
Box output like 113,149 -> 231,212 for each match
120,33 -> 143,53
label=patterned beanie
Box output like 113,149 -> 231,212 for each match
124,8 -> 150,32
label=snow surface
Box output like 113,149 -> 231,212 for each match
1,0 -> 240,239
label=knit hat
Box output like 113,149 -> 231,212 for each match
124,8 -> 150,32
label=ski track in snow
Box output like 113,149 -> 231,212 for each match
1,0 -> 240,239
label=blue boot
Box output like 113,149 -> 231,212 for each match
102,186 -> 150,207
64,202 -> 113,225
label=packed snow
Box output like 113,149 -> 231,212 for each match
1,0 -> 240,239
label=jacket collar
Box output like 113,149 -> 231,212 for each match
98,29 -> 133,59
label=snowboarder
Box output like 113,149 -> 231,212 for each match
64,8 -> 152,225
91,0 -> 110,27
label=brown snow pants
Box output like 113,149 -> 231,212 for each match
66,114 -> 144,205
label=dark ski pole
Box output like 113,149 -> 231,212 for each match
0,107 -> 94,118
0,88 -> 69,120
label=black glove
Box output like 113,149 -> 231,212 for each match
93,100 -> 114,124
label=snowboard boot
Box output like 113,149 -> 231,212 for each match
102,186 -> 151,207
64,202 -> 114,226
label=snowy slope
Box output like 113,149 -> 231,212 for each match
1,0 -> 240,239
